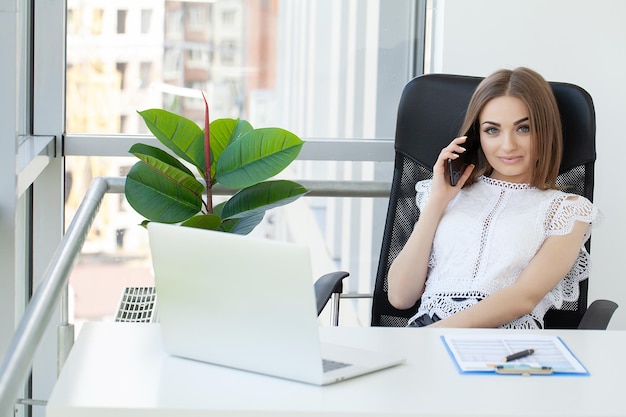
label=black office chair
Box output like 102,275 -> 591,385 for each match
364,73 -> 617,330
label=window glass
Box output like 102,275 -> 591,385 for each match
91,8 -> 103,35
117,9 -> 127,34
65,0 -> 424,327
141,9 -> 153,34
66,1 -> 421,137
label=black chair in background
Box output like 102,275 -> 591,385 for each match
367,73 -> 617,330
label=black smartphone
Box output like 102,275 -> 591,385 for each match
448,127 -> 480,186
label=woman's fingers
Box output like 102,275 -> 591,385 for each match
447,135 -> 469,155
435,136 -> 469,168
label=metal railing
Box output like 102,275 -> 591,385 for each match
0,176 -> 390,416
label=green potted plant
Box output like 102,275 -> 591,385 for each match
124,94 -> 307,234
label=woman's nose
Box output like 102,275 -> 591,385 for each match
501,132 -> 517,150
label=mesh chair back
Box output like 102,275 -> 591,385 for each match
371,74 -> 596,329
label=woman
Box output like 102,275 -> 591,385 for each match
387,67 -> 599,329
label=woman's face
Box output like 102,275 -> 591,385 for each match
479,96 -> 535,184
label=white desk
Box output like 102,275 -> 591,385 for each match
47,322 -> 625,417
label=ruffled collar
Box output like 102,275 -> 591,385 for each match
479,175 -> 535,190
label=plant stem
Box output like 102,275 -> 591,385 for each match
201,91 -> 213,214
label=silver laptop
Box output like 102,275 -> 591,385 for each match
148,222 -> 405,385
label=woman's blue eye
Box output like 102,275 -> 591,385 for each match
518,125 -> 530,133
485,127 -> 498,135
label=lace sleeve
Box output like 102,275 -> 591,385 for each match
414,179 -> 432,210
546,194 -> 600,240
539,194 -> 601,315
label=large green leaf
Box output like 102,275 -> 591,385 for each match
219,213 -> 266,235
213,198 -> 265,234
129,143 -> 200,192
181,214 -> 222,230
125,161 -> 204,223
215,128 -> 303,189
138,109 -> 206,171
209,119 -> 253,176
220,180 -> 308,220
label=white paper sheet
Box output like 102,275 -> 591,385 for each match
441,334 -> 588,374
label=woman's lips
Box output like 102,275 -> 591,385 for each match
498,156 -> 523,164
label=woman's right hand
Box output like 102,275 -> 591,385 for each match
388,136 -> 476,309
429,136 -> 475,206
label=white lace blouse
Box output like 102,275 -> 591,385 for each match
409,176 -> 599,329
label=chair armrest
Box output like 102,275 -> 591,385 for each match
577,299 -> 619,330
313,271 -> 349,316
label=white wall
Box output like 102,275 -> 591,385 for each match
430,0 -> 626,328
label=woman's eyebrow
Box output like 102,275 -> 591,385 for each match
481,116 -> 529,127
514,117 -> 530,125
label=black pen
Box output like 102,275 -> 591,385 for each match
503,348 -> 535,362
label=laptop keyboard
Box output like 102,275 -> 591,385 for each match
322,359 -> 351,373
